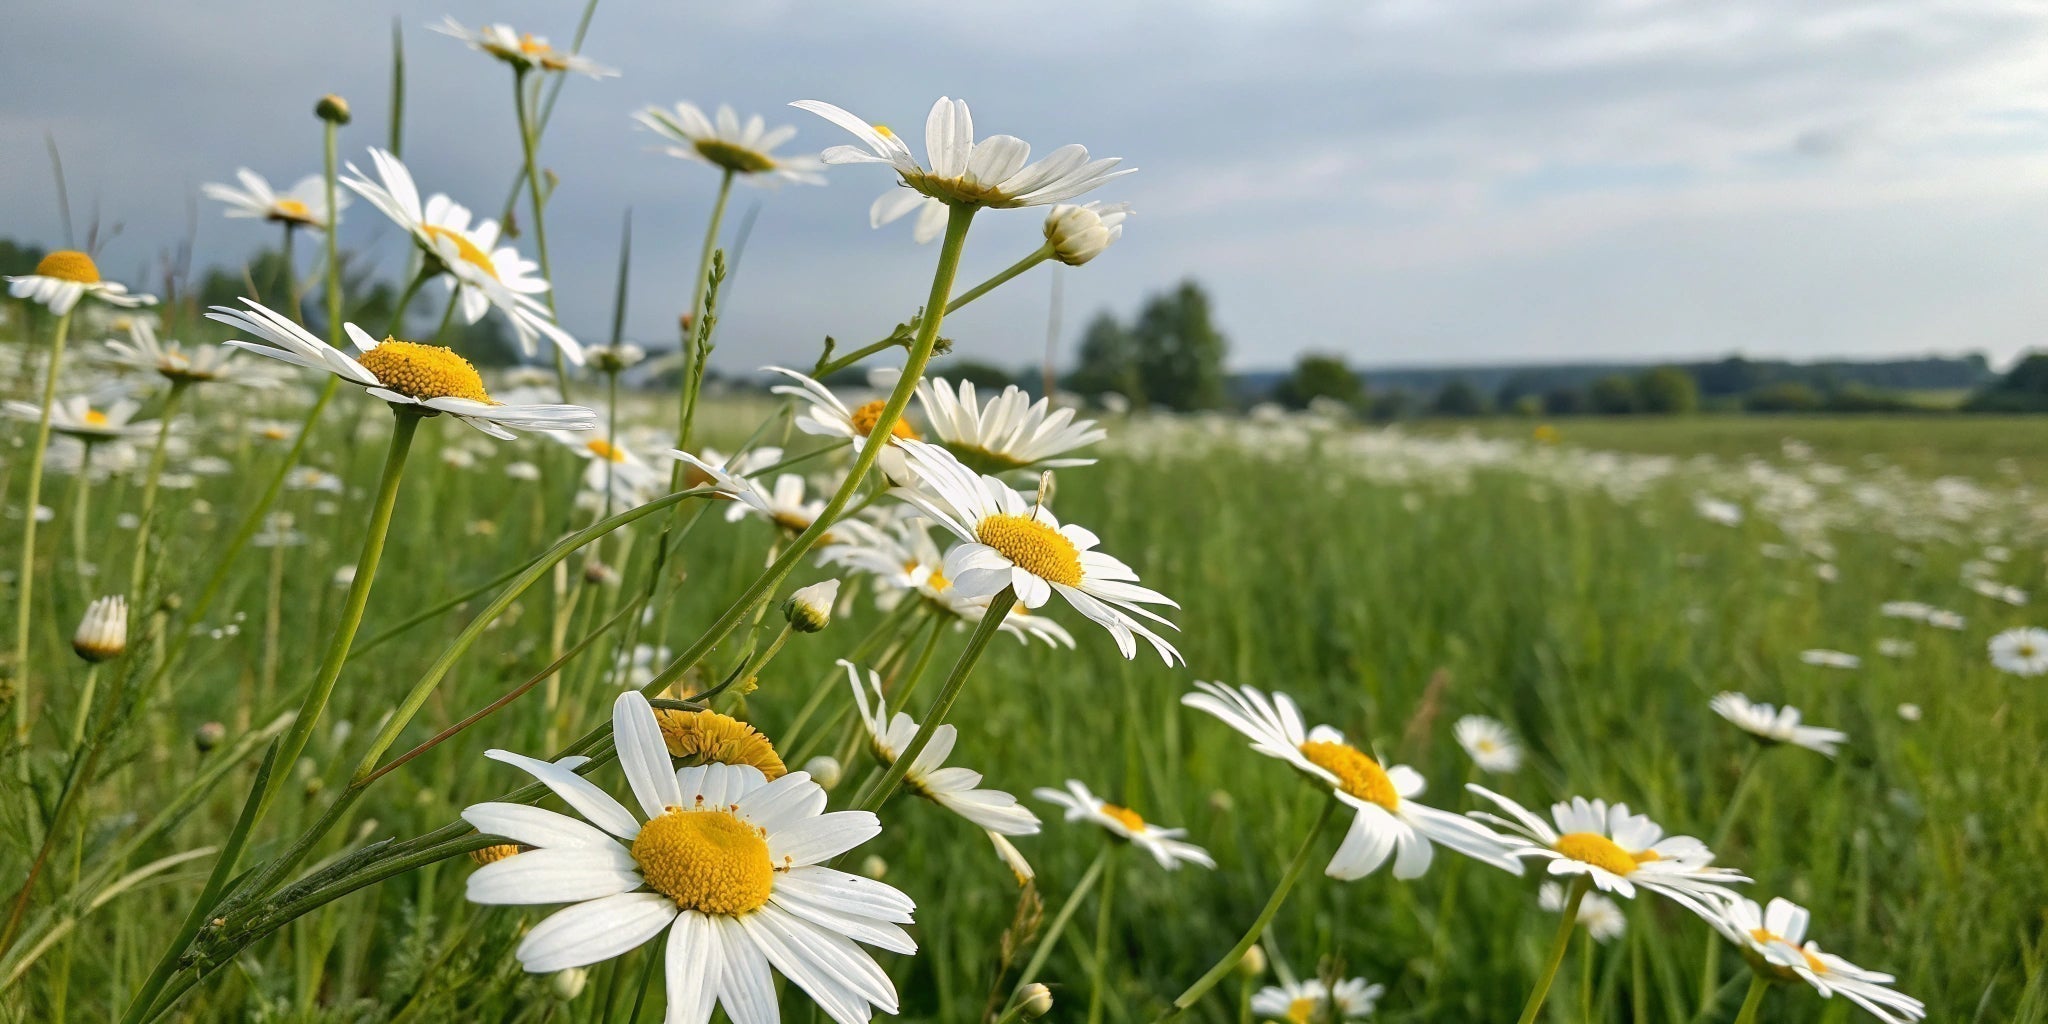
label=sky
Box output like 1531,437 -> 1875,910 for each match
7,0 -> 2048,372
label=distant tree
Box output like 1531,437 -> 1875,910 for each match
1823,384 -> 1916,413
1588,374 -> 1641,415
1637,366 -> 1700,414
1272,353 -> 1362,409
1366,389 -> 1417,422
1541,387 -> 1588,415
1495,371 -> 1543,411
1507,394 -> 1545,417
1130,281 -> 1229,411
1963,352 -> 2048,412
1065,311 -> 1142,401
1693,356 -> 1766,397
1744,381 -> 1824,412
930,359 -> 1015,390
1430,378 -> 1486,417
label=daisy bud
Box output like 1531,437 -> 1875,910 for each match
859,854 -> 888,880
470,844 -> 522,866
1017,984 -> 1053,1018
549,967 -> 588,1001
803,755 -> 843,790
193,721 -> 227,753
1236,945 -> 1267,979
783,579 -> 841,633
315,93 -> 352,125
1042,202 -> 1129,266
72,596 -> 128,662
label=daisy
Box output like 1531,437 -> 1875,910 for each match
6,250 -> 155,316
817,516 -> 1078,648
207,298 -> 595,439
432,17 -> 617,77
551,429 -> 665,507
844,660 -> 1039,835
1467,787 -> 1748,919
1184,682 -> 1522,880
635,103 -> 826,185
200,169 -> 344,229
892,438 -> 1181,663
1453,714 -> 1523,774
1879,601 -> 1932,622
915,376 -> 1106,475
5,395 -> 157,442
1798,649 -> 1861,670
340,148 -> 583,363
1925,609 -> 1966,631
104,318 -> 266,387
1708,897 -> 1925,1023
1250,977 -> 1384,1023
1709,693 -> 1847,757
1539,881 -> 1627,943
664,450 -> 816,529
1042,201 -> 1130,266
767,367 -> 917,477
1876,638 -> 1915,659
464,691 -> 914,1024
794,96 -> 1132,214
1033,779 -> 1212,871
1988,626 -> 2048,677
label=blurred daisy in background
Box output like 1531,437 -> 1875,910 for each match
6,395 -> 156,443
1988,627 -> 2048,677
1709,693 -> 1847,757
1540,881 -> 1627,943
1453,715 -> 1523,774
1250,977 -> 1385,1022
1799,649 -> 1861,670
636,102 -> 825,185
1035,779 -> 1212,870
201,169 -> 345,230
104,318 -> 268,387
915,376 -> 1106,475
432,17 -> 616,77
1707,896 -> 1925,1023
6,250 -> 155,315
1468,788 -> 1747,919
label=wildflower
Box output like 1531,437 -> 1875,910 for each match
1709,693 -> 1847,757
201,169 -> 344,229
1467,787 -> 1748,919
505,460 -> 542,481
208,299 -> 595,439
915,376 -> 1106,475
1184,682 -> 1521,880
1799,649 -> 1861,670
6,250 -> 155,315
1876,638 -> 1915,659
465,691 -> 914,1023
432,17 -> 617,77
1034,779 -> 1213,870
1251,978 -> 1384,1022
802,756 -> 843,790
1016,983 -> 1054,1018
1453,715 -> 1523,774
1925,609 -> 1966,630
5,395 -> 156,442
784,580 -> 840,633
1879,601 -> 1931,621
107,317 -> 266,385
1042,201 -> 1130,266
72,595 -> 127,662
586,343 -> 646,372
653,708 -> 787,779
846,661 -> 1038,835
635,103 -> 826,185
1707,897 -> 1925,1023
1988,627 -> 2048,677
549,967 -> 588,1002
1896,703 -> 1922,722
1695,497 -> 1743,526
1540,881 -> 1627,942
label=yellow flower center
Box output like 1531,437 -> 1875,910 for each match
469,843 -> 521,866
974,513 -> 1082,587
694,139 -> 779,175
655,709 -> 787,779
260,425 -> 291,440
1299,741 -> 1400,810
355,339 -> 493,403
83,410 -> 110,427
771,511 -> 813,533
586,438 -> 628,463
1286,997 -> 1319,1024
35,250 -> 101,284
873,124 -> 894,138
848,399 -> 918,440
271,198 -> 314,223
1554,832 -> 1659,875
518,32 -> 548,54
1100,803 -> 1146,833
421,225 -> 500,280
1748,928 -> 1828,974
630,807 -> 775,916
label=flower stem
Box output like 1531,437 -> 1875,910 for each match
811,243 -> 1050,379
126,381 -> 188,603
11,308 -> 72,748
1731,973 -> 1769,1024
854,587 -> 1015,812
675,167 -> 735,448
323,119 -> 343,346
511,68 -> 571,402
1011,846 -> 1110,998
1700,744 -> 1769,1011
1516,874 -> 1589,1024
1152,796 -> 1341,1022
1087,845 -> 1123,1024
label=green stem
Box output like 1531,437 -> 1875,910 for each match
11,309 -> 71,747
1731,973 -> 1769,1024
1087,846 -> 1122,1024
812,244 -> 1049,378
127,382 -> 188,602
855,588 -> 1015,812
1153,798 -> 1341,1022
1516,875 -> 1589,1024
324,121 -> 343,346
1012,847 -> 1110,997
281,222 -> 301,323
511,68 -> 571,402
1701,745 -> 1769,1012
675,167 -> 735,447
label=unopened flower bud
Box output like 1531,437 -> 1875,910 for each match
1236,944 -> 1268,979
550,967 -> 588,1001
1017,983 -> 1053,1018
316,93 -> 352,124
860,854 -> 888,880
194,721 -> 227,753
470,843 -> 522,866
783,579 -> 841,633
72,595 -> 128,662
1043,201 -> 1129,266
803,755 -> 843,790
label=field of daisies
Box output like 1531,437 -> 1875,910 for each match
4,14 -> 2047,1024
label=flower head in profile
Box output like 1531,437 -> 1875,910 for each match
432,17 -> 616,77
1710,692 -> 1846,757
766,366 -> 917,477
794,96 -> 1132,216
1799,649 -> 1861,670
6,395 -> 155,442
1043,201 -> 1130,266
1540,881 -> 1627,943
341,148 -> 582,363
1184,682 -> 1522,880
104,318 -> 266,387
208,298 -> 595,439
201,169 -> 345,230
1453,714 -> 1523,774
894,439 -> 1181,663
1989,626 -> 2048,677
916,376 -> 1106,475
846,660 -> 1039,836
72,595 -> 128,662
636,103 -> 825,185
7,250 -> 155,315
1707,896 -> 1925,1023
1250,977 -> 1385,1022
816,515 -> 1078,648
1467,786 -> 1747,919
1034,779 -> 1212,870
464,691 -> 914,1024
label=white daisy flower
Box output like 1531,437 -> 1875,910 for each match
893,438 -> 1181,663
587,343 -> 647,372
1183,682 -> 1522,880
765,366 -> 917,479
287,467 -> 345,493
207,298 -> 596,440
1988,626 -> 2048,677
1467,787 -> 1748,919
1695,497 -> 1743,526
1709,693 -> 1847,757
1876,638 -> 1915,659
1879,601 -> 1932,622
1539,880 -> 1627,943
464,691 -> 915,1024
1453,715 -> 1523,774
1798,649 -> 1861,670
200,168 -> 345,230
1042,201 -> 1130,266
915,376 -> 1106,475
340,148 -> 583,363
1250,977 -> 1384,1022
104,318 -> 268,387
1033,779 -> 1213,871
843,660 -> 1039,836
635,103 -> 826,185
5,395 -> 156,442
1925,609 -> 1966,631
6,250 -> 155,316
551,429 -> 666,507
431,17 -> 617,77
794,96 -> 1133,214
817,516 -> 1078,648
1707,896 -> 1925,1023
664,449 -> 811,527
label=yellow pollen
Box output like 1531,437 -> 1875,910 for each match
1100,803 -> 1146,833
586,439 -> 628,462
271,198 -> 314,222
974,513 -> 1082,587
847,399 -> 918,440
1286,997 -> 1318,1024
354,339 -> 493,403
82,410 -> 110,427
421,225 -> 500,280
1299,741 -> 1400,810
1554,832 -> 1656,875
926,568 -> 950,593
469,843 -> 521,866
518,32 -> 547,54
1749,928 -> 1828,973
35,250 -> 100,284
631,807 -> 775,915
655,709 -> 787,779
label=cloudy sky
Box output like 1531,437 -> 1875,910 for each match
7,0 -> 2048,371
